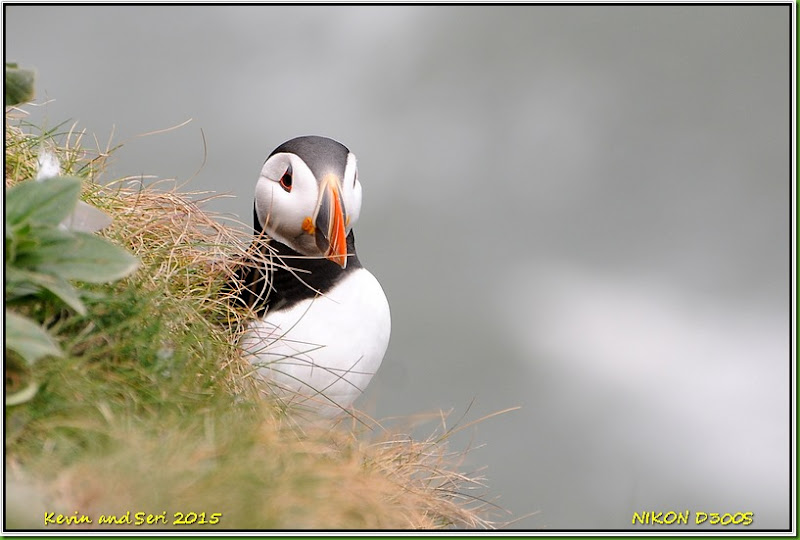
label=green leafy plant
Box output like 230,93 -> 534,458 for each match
4,175 -> 140,404
5,62 -> 35,106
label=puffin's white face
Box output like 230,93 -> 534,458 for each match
254,140 -> 362,268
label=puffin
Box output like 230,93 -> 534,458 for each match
235,136 -> 391,417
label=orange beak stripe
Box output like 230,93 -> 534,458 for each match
326,181 -> 348,268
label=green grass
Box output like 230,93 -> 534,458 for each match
4,109 -> 500,530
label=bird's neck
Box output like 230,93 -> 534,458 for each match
241,231 -> 361,315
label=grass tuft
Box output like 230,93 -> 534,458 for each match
4,109 -> 502,530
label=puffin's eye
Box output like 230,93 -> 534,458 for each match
353,170 -> 358,188
279,163 -> 293,192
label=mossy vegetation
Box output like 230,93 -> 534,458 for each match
4,108 -> 500,530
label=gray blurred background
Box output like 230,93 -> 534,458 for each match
5,5 -> 792,530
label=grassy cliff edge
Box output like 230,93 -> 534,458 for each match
4,110 -> 501,530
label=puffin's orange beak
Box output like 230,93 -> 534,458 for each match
314,174 -> 348,268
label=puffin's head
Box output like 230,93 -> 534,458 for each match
254,136 -> 362,268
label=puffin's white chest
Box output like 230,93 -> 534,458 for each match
240,267 -> 391,416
